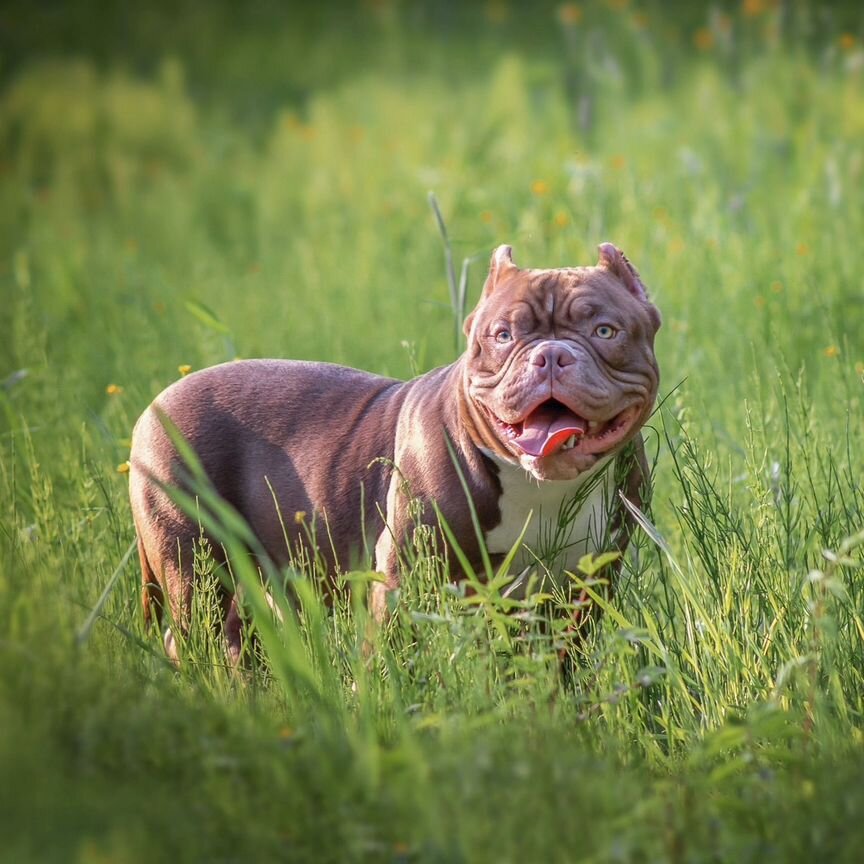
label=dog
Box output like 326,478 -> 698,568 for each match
129,243 -> 660,661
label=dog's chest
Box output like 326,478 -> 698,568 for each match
484,459 -> 615,590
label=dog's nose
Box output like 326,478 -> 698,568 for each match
530,342 -> 577,369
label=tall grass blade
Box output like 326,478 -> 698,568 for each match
76,537 -> 138,645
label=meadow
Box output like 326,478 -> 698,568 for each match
2,1 -> 864,861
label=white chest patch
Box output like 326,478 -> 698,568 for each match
483,455 -> 617,596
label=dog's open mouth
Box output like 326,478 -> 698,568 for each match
491,399 -> 640,459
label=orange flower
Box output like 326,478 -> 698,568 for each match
824,345 -> 840,358
668,237 -> 685,255
742,0 -> 765,16
839,34 -> 856,52
531,179 -> 550,196
553,210 -> 570,228
106,384 -> 123,396
557,3 -> 582,25
485,0 -> 509,23
694,28 -> 714,51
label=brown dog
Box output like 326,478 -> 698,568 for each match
129,243 -> 660,660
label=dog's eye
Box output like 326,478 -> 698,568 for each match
494,328 -> 513,344
594,324 -> 617,340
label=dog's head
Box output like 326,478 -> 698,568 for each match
462,243 -> 661,481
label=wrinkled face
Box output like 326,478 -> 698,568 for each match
463,244 -> 661,481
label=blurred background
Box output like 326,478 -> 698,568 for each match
3,2 -> 863,392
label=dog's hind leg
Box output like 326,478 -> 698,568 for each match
137,533 -> 162,627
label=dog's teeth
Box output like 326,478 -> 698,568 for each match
562,434 -> 577,450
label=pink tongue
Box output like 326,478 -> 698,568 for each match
513,405 -> 588,457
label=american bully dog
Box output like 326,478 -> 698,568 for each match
129,243 -> 661,661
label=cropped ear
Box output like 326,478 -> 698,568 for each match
597,242 -> 649,302
464,245 -> 516,341
482,244 -> 517,296
597,242 -> 661,330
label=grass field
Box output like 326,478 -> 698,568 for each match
2,1 -> 864,861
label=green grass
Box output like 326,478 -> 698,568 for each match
3,2 -> 864,861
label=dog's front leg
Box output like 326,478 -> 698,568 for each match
370,467 -> 406,625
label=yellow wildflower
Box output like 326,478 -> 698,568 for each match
106,384 -> 123,396
116,462 -> 130,474
824,345 -> 840,358
178,364 -> 192,376
531,179 -> 550,196
553,210 -> 570,228
770,280 -> 783,293
839,34 -> 856,52
294,510 -> 307,524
